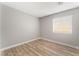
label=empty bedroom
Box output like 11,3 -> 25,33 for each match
0,2 -> 79,56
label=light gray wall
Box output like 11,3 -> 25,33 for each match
1,5 -> 39,48
40,7 -> 79,47
0,5 -> 1,49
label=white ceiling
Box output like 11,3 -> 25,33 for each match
1,2 -> 79,17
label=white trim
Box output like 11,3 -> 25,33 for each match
0,38 -> 40,52
0,37 -> 79,52
41,37 -> 79,49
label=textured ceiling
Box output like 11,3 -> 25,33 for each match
1,2 -> 79,17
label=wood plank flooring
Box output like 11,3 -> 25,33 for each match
1,39 -> 79,56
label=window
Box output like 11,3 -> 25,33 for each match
53,15 -> 72,33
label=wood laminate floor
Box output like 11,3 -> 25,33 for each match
1,39 -> 79,56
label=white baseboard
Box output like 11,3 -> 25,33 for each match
0,37 -> 40,52
41,37 -> 79,49
0,37 -> 79,52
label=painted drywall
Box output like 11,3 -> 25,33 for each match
1,5 -> 39,49
40,7 -> 79,47
0,4 -> 1,49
